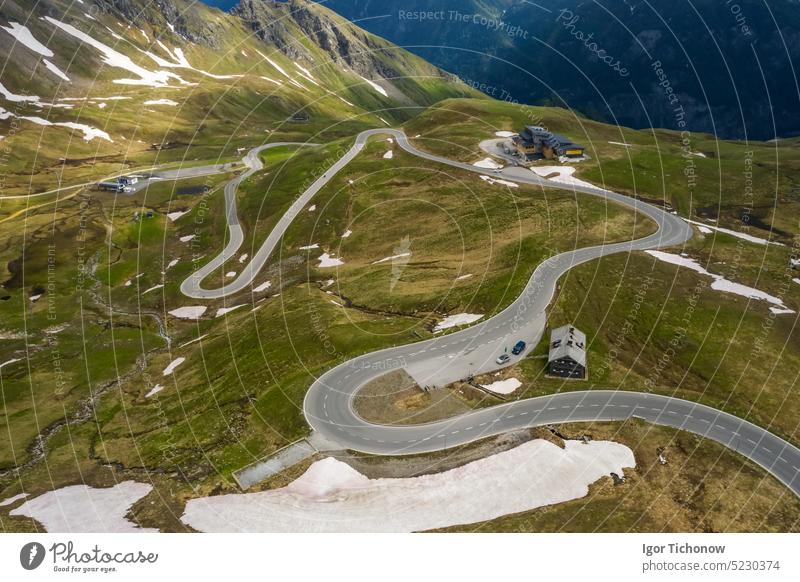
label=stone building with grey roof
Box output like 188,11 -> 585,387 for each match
547,324 -> 587,379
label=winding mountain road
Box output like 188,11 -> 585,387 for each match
181,129 -> 800,496
180,142 -> 317,298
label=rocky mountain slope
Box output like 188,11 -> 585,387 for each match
0,0 -> 478,192
325,0 -> 800,140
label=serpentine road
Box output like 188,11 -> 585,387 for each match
182,129 -> 800,496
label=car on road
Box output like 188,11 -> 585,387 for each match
511,340 -> 526,355
496,354 -> 511,365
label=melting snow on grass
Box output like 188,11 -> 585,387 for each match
145,384 -> 164,398
179,234 -> 195,242
481,378 -> 522,395
168,306 -> 207,319
372,252 -> 411,265
434,313 -> 484,332
531,166 -> 600,190
143,99 -> 178,106
162,357 -> 185,376
1,22 -> 53,56
253,281 -> 272,293
495,130 -> 516,137
473,157 -> 502,169
317,253 -> 344,268
299,243 -> 319,250
10,481 -> 156,532
181,439 -> 634,532
215,305 -> 245,317
0,492 -> 28,507
341,229 -> 352,238
43,17 -> 186,88
684,219 -> 783,246
142,284 -> 163,295
456,273 -> 473,281
480,175 -> 518,188
0,103 -> 111,141
167,210 -> 188,221
0,359 -> 21,370
0,82 -> 39,103
646,251 -> 794,313
43,59 -> 70,82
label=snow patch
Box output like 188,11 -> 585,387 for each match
215,305 -> 246,317
0,358 -> 22,370
43,59 -> 70,82
179,234 -> 195,242
1,22 -> 53,56
1,102 -> 111,142
143,99 -> 178,106
142,284 -> 163,295
769,307 -> 795,315
10,481 -> 155,533
383,150 -> 394,159
646,251 -> 792,310
167,210 -> 188,222
481,377 -> 522,395
252,281 -> 272,293
531,166 -> 601,190
434,313 -> 484,332
0,492 -> 28,507
162,357 -> 185,376
684,219 -> 783,246
181,439 -> 634,532
372,252 -> 411,265
480,175 -> 518,188
44,17 -> 185,88
356,74 -> 388,97
341,229 -> 352,238
145,384 -> 164,398
168,306 -> 207,319
298,243 -> 319,250
472,157 -> 502,169
494,130 -> 516,138
317,253 -> 344,268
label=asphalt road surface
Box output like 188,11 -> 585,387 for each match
179,142 -> 317,298
180,129 -> 800,496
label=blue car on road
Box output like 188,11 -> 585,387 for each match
511,340 -> 527,355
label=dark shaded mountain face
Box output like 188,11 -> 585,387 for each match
200,0 -> 239,10
324,0 -> 800,139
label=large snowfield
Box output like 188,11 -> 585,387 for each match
181,439 -> 635,532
